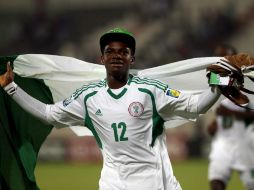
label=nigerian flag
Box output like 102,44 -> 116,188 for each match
0,54 -> 222,189
0,54 -> 106,190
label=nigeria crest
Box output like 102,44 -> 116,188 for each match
128,102 -> 144,117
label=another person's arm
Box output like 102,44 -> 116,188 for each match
217,103 -> 254,120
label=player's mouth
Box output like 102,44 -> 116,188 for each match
110,61 -> 124,67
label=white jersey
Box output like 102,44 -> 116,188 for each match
208,99 -> 254,188
212,99 -> 247,144
46,75 -> 200,190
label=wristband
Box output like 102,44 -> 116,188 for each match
3,82 -> 17,95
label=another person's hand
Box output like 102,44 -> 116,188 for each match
0,62 -> 14,87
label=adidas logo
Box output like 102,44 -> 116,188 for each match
95,109 -> 103,116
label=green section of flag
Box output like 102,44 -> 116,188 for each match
209,72 -> 220,85
0,74 -> 54,190
0,55 -> 17,75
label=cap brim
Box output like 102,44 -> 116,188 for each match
100,33 -> 136,54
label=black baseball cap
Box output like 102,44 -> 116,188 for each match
100,28 -> 136,55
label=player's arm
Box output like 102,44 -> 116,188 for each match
0,63 -> 52,124
196,86 -> 221,114
4,81 -> 50,124
157,85 -> 220,122
0,63 -> 84,127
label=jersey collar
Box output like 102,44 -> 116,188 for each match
106,74 -> 133,99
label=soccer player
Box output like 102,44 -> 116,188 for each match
207,44 -> 254,190
207,99 -> 254,190
0,28 -> 224,190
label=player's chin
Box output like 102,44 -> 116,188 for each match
110,68 -> 127,76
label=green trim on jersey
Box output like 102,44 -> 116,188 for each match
131,76 -> 168,91
84,91 -> 103,149
107,88 -> 127,99
72,80 -> 106,100
63,80 -> 106,107
138,88 -> 164,147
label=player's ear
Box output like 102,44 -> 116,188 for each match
130,56 -> 135,65
100,56 -> 105,65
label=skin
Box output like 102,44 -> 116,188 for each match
0,62 -> 14,87
101,41 -> 135,89
210,180 -> 226,190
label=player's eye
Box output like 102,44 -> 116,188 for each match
104,49 -> 113,54
121,49 -> 130,55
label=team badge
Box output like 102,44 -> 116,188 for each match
128,102 -> 144,117
166,88 -> 180,98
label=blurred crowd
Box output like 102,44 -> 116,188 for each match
0,0 -> 254,69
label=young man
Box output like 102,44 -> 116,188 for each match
207,99 -> 254,190
0,28 -> 223,190
207,44 -> 254,190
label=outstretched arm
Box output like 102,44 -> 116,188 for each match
1,63 -> 85,127
7,82 -> 49,124
0,63 -> 50,124
197,86 -> 221,114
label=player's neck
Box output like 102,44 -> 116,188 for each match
107,74 -> 128,89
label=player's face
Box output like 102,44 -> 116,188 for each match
101,41 -> 134,77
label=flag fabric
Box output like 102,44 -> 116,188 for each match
1,54 -> 253,189
0,70 -> 54,189
0,54 -> 105,190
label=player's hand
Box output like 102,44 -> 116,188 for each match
0,62 -> 14,87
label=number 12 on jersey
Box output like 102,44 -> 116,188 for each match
111,122 -> 128,142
